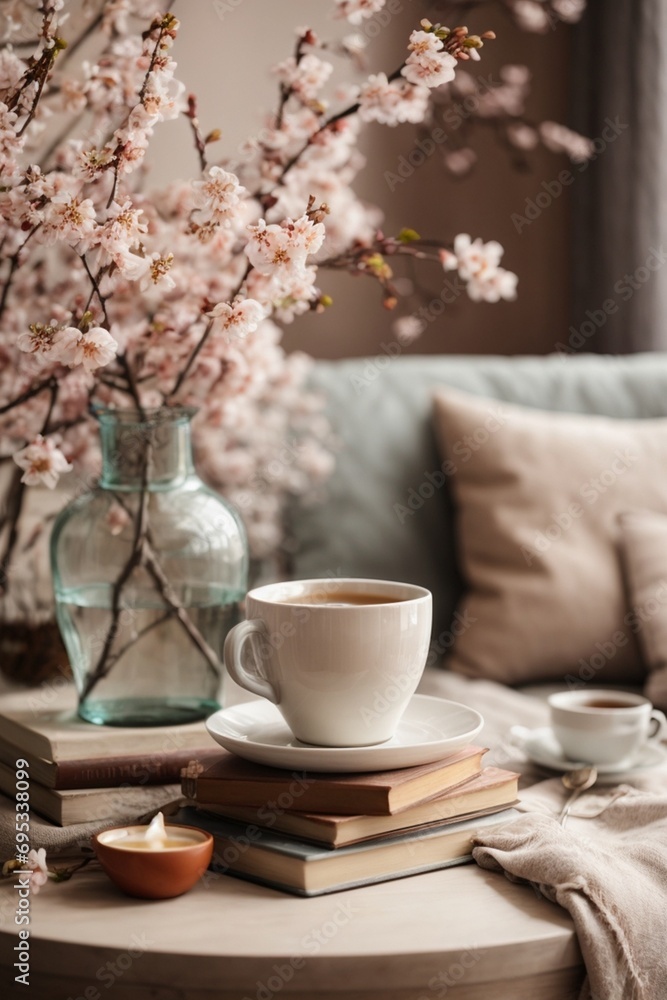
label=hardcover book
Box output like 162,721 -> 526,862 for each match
172,805 -> 519,896
0,738 -> 222,789
0,687 -> 217,762
181,745 -> 488,816
0,760 -> 180,825
199,766 -> 519,848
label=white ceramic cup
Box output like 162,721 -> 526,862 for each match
224,578 -> 432,747
548,689 -> 667,766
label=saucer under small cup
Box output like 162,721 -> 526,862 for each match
509,725 -> 667,779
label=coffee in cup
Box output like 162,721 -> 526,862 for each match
223,578 -> 432,747
548,689 -> 667,766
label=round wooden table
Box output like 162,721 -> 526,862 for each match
0,859 -> 583,1000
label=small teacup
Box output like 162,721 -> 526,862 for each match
549,689 -> 667,766
224,577 -> 432,747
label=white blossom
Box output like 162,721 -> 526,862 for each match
274,53 -> 333,101
24,848 -> 49,892
335,0 -> 387,24
208,298 -> 268,341
52,327 -> 118,371
402,50 -> 457,89
39,192 -> 97,247
245,215 -> 325,276
358,73 -> 430,126
14,436 -> 73,489
192,166 -> 246,227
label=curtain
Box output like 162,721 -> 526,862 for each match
571,0 -> 667,353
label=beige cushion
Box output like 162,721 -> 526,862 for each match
432,387 -> 667,685
618,510 -> 667,710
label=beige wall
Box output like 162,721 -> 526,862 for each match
148,1 -> 572,358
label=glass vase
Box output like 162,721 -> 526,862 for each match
50,407 -> 248,726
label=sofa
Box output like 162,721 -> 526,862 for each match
287,351 -> 667,704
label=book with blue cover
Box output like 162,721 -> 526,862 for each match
172,805 -> 519,896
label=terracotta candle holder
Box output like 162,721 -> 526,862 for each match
92,813 -> 213,899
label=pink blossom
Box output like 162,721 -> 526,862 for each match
40,191 -> 97,248
208,298 -> 268,341
335,0 -> 387,24
110,247 -> 151,282
506,123 -> 539,151
443,148 -> 477,176
245,215 -> 325,276
0,50 -> 24,93
17,323 -> 59,358
98,201 -> 147,252
440,234 -> 518,304
106,502 -> 130,535
511,0 -> 552,32
192,166 -> 246,227
402,50 -> 457,89
539,121 -> 595,162
552,0 -> 586,23
467,267 -> 518,303
14,436 -> 73,489
140,253 -> 176,292
358,74 -> 430,126
25,848 -> 49,892
452,233 -> 503,280
274,53 -> 333,101
142,75 -> 186,123
393,315 -> 425,344
52,327 -> 118,372
407,30 -> 444,57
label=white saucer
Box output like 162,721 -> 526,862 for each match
205,694 -> 484,772
511,726 -> 667,778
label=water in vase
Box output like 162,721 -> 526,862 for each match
55,582 -> 244,726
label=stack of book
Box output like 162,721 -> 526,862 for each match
178,745 -> 520,896
0,689 -> 221,826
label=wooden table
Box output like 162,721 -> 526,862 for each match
0,858 -> 584,1000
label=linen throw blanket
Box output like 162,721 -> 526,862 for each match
419,670 -> 667,1000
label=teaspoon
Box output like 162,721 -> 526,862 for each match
558,765 -> 598,826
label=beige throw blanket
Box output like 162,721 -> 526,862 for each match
419,669 -> 667,1000
473,784 -> 667,1000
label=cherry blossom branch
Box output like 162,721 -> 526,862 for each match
165,318 -> 213,400
275,30 -> 315,131
184,94 -> 207,172
142,545 -> 221,682
9,31 -> 66,137
0,468 -> 26,595
106,15 -> 176,209
0,377 -> 58,594
115,352 -> 146,420
78,463 -> 150,702
0,376 -> 57,417
0,224 -> 42,324
166,260 -> 253,399
0,255 -> 22,324
101,611 -> 171,675
79,254 -> 110,327
270,67 -> 402,193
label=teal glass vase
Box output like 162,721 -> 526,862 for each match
50,407 -> 248,726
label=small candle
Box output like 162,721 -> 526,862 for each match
93,814 -> 214,898
107,812 -> 201,851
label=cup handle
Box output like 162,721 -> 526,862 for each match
649,709 -> 667,741
224,619 -> 279,704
